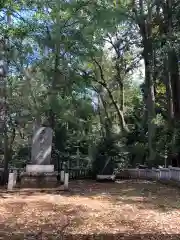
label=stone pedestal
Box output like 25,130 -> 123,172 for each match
20,172 -> 58,188
96,174 -> 116,182
20,164 -> 58,188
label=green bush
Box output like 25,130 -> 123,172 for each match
92,136 -> 119,177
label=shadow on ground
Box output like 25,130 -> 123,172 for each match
65,180 -> 180,212
0,232 -> 180,240
1,180 -> 180,212
0,201 -> 88,239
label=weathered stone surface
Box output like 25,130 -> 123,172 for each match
20,172 -> 58,188
26,164 -> 54,173
60,170 -> 65,183
7,173 -> 15,190
13,170 -> 17,186
96,175 -> 115,182
64,173 -> 69,190
31,127 -> 53,165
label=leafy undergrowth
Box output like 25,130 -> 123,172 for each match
0,180 -> 180,239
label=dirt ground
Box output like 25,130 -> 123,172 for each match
0,180 -> 180,239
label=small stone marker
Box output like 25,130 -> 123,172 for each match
7,173 -> 14,190
60,170 -> 65,183
13,170 -> 17,186
64,173 -> 69,190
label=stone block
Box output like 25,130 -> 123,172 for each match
96,174 -> 115,181
13,170 -> 17,186
60,170 -> 65,183
20,172 -> 58,188
8,173 -> 15,190
26,164 -> 54,173
64,173 -> 69,190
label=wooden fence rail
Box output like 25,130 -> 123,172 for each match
2,166 -> 180,183
68,169 -> 92,180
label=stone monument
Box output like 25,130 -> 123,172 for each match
21,126 -> 58,188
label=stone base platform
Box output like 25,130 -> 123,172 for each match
26,164 -> 54,173
20,172 -> 59,188
96,174 -> 116,182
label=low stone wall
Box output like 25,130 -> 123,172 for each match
116,167 -> 180,187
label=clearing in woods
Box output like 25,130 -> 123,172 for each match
0,180 -> 180,239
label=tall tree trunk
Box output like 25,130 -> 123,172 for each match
97,95 -> 106,138
95,86 -> 112,129
133,0 -> 156,162
0,40 -> 8,184
144,49 -> 156,162
165,0 -> 175,122
48,51 -> 59,129
0,11 -> 10,184
116,63 -> 124,112
164,57 -> 174,122
165,0 -> 180,154
2,13 -> 13,184
169,50 -> 180,120
3,101 -> 8,185
143,10 -> 156,163
155,0 -> 175,158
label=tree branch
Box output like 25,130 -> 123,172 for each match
91,60 -> 129,133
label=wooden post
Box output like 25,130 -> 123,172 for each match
168,167 -> 171,180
